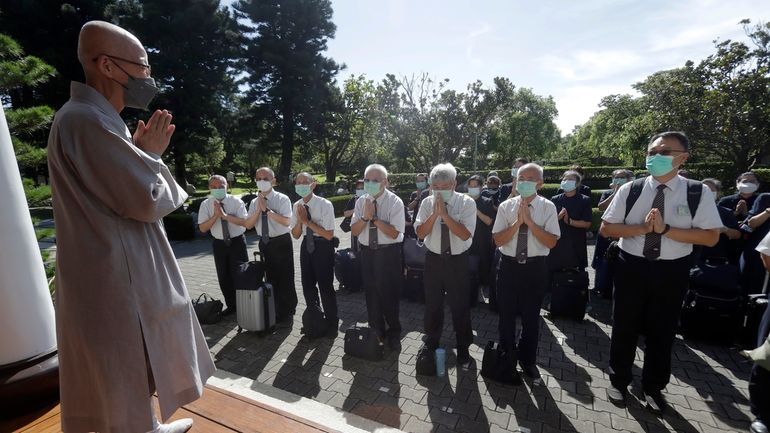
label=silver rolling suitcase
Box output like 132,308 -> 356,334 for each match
235,250 -> 276,332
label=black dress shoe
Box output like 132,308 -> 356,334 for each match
643,390 -> 668,414
751,419 -> 768,433
519,362 -> 541,380
221,307 -> 236,316
388,334 -> 402,351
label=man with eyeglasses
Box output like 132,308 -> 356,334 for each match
232,167 -> 296,323
600,131 -> 722,413
415,163 -> 477,366
351,164 -> 406,350
47,21 -> 213,433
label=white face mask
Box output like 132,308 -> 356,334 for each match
256,180 -> 272,192
511,167 -> 518,177
737,182 -> 758,194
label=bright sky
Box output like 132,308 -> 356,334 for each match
324,0 -> 769,135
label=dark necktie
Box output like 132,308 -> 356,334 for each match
369,200 -> 379,249
305,204 -> 315,253
643,184 -> 667,260
440,202 -> 451,255
516,224 -> 528,263
261,197 -> 270,244
220,202 -> 231,246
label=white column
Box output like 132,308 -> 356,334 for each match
0,105 -> 57,366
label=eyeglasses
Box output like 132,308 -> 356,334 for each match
93,54 -> 151,75
647,149 -> 687,157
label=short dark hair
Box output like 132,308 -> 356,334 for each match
514,157 -> 529,165
468,175 -> 485,187
568,164 -> 585,176
649,131 -> 690,151
677,169 -> 692,179
612,169 -> 634,179
737,172 -> 759,183
702,178 -> 722,191
486,175 -> 501,185
416,173 -> 427,179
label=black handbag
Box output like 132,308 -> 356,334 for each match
605,240 -> 621,262
344,326 -> 384,360
193,293 -> 223,325
415,346 -> 436,376
340,216 -> 352,233
480,340 -> 521,385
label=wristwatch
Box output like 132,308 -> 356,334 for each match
660,224 -> 671,235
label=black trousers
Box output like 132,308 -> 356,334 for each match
610,250 -> 689,392
360,244 -> 402,339
750,299 -> 770,421
496,255 -> 547,366
299,237 -> 337,324
424,251 -> 472,350
261,233 -> 297,320
212,235 -> 248,309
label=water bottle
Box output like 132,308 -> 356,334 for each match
435,347 -> 446,377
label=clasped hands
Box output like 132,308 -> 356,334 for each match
133,110 -> 175,155
510,202 -> 533,229
644,208 -> 667,234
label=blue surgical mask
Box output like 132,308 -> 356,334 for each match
295,184 -> 312,198
560,180 -> 577,193
210,188 -> 226,200
611,178 -> 628,186
416,181 -> 427,189
516,181 -> 537,198
364,181 -> 381,196
355,189 -> 365,197
468,187 -> 481,197
511,167 -> 518,177
434,190 -> 453,202
646,154 -> 675,177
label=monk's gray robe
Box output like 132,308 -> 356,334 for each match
47,82 -> 215,433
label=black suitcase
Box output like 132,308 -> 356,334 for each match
480,340 -> 521,385
403,267 -> 425,303
334,248 -> 362,291
742,294 -> 769,347
343,326 -> 384,361
301,304 -> 328,339
680,288 -> 744,342
415,346 -> 436,376
549,268 -> 589,321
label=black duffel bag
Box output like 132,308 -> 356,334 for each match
344,326 -> 384,361
480,340 -> 521,385
193,293 -> 223,325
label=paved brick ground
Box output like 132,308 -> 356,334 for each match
175,219 -> 755,433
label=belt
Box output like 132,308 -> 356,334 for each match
500,254 -> 545,264
619,249 -> 689,264
264,232 -> 291,240
214,234 -> 244,242
361,243 -> 400,250
426,250 -> 468,258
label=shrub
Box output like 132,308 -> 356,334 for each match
25,183 -> 52,206
187,197 -> 207,213
328,194 -> 354,217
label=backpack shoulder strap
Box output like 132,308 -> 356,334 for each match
623,178 -> 646,222
685,179 -> 702,219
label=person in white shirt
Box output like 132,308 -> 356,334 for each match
230,167 -> 296,323
600,131 -> 722,413
290,172 -> 338,336
350,164 -> 406,349
492,163 -> 560,381
198,174 -> 248,315
749,232 -> 770,433
415,163 -> 477,365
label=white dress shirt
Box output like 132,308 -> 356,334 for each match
290,194 -> 336,237
197,195 -> 247,240
602,175 -> 723,260
247,189 -> 292,237
351,189 -> 406,246
414,191 -> 477,255
493,195 -> 561,258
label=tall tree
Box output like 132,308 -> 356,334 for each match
109,0 -> 241,186
0,33 -> 56,176
234,0 -> 341,182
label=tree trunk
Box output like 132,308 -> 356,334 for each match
173,150 -> 188,190
278,105 -> 294,183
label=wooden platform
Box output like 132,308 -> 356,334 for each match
3,385 -> 341,433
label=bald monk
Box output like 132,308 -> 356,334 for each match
47,21 -> 214,433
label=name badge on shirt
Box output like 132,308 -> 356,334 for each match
677,205 -> 690,216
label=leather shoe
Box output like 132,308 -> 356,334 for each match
606,385 -> 627,404
519,361 -> 541,380
752,419 -> 769,433
643,390 -> 668,414
221,307 -> 236,316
